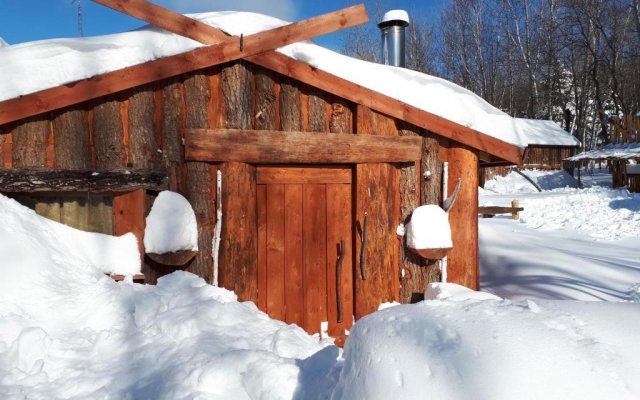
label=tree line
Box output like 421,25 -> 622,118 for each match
343,0 -> 640,150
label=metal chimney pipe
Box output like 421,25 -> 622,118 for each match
378,10 -> 410,67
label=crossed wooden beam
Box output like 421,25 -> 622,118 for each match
0,1 -> 524,165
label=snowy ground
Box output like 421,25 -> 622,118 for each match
2,170 -> 640,398
480,169 -> 640,301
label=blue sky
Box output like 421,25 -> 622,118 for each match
0,0 -> 446,50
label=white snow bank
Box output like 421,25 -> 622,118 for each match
0,12 -> 528,147
405,205 -> 452,250
144,191 -> 198,253
0,37 -> 8,47
480,218 -> 640,301
518,186 -> 640,241
0,192 -> 333,399
513,118 -> 580,146
334,296 -> 640,400
425,282 -> 501,301
0,193 -> 140,277
482,169 -> 576,194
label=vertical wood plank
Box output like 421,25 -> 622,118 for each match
254,69 -> 276,130
279,78 -> 302,132
93,99 -> 126,169
0,133 -> 5,167
257,184 -> 267,311
60,197 -> 89,231
88,196 -> 114,235
219,61 -> 258,303
184,72 -> 214,283
129,88 -> 161,169
161,79 -> 184,191
308,91 -> 328,133
12,117 -> 49,168
284,184 -> 304,327
330,99 -> 352,134
444,143 -> 479,289
266,184 -> 286,320
113,189 -> 145,266
303,183 -> 327,334
397,123 -> 427,304
52,107 -> 90,169
354,105 -> 400,319
35,198 -> 61,222
326,183 -> 353,336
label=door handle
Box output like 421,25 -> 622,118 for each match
336,240 -> 345,324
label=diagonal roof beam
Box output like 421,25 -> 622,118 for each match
93,0 -> 523,165
0,4 -> 368,127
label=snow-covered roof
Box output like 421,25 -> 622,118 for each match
513,118 -> 580,147
566,142 -> 640,161
0,36 -> 8,47
0,11 -> 530,148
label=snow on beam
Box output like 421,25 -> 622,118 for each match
0,169 -> 168,193
0,4 -> 368,127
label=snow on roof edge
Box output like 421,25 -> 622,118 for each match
0,11 -> 528,149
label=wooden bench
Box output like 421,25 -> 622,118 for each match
478,200 -> 523,220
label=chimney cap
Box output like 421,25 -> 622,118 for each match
378,10 -> 410,28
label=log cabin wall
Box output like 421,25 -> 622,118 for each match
0,59 -> 485,311
479,145 -> 577,187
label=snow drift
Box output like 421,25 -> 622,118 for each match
2,192 -> 640,399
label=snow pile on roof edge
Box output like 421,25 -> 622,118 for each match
0,11 -> 527,147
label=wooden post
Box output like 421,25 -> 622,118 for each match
218,62 -> 259,304
184,72 -> 215,283
441,142 -> 479,290
511,199 -> 519,220
354,105 -> 400,318
113,189 -> 146,268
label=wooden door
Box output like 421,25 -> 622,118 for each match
257,166 -> 353,337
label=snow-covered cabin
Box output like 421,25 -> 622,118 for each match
0,5 -> 525,336
480,118 -> 580,186
566,115 -> 640,192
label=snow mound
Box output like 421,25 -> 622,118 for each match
519,187 -> 640,240
144,191 -> 198,253
334,297 -> 640,399
0,194 -> 332,399
425,282 -> 501,301
0,37 -> 8,47
405,205 -> 452,250
483,169 -> 576,194
0,11 -> 528,147
0,193 -> 140,278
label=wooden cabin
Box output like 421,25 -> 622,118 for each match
565,115 -> 640,191
480,118 -> 579,186
0,1 -> 523,337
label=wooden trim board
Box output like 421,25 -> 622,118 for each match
185,129 -> 423,163
257,166 -> 352,184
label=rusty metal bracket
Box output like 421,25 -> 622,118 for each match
359,212 -> 368,280
336,240 -> 345,323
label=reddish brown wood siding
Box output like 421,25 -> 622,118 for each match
0,59 -> 490,326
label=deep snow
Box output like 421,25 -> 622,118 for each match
480,169 -> 640,301
2,179 -> 640,399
